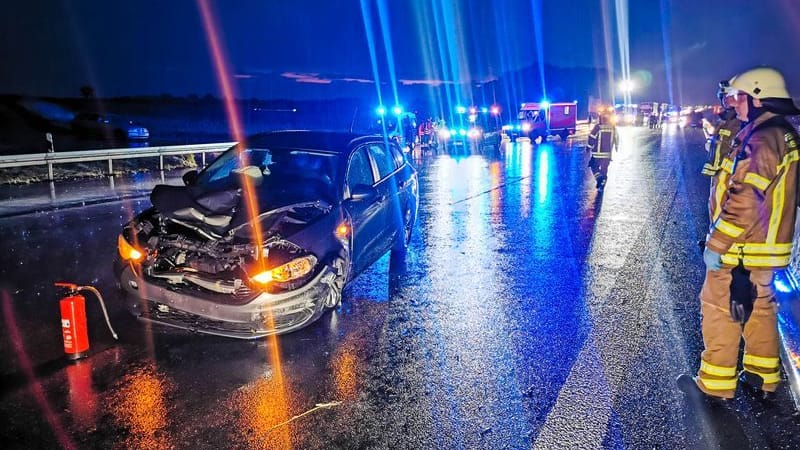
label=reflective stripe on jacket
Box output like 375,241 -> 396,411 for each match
702,117 -> 741,176
587,124 -> 618,159
707,112 -> 800,269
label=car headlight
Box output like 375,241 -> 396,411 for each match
117,234 -> 144,262
251,255 -> 317,285
438,129 -> 451,139
521,123 -> 532,132
467,129 -> 481,139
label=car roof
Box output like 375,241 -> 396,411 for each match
246,130 -> 382,154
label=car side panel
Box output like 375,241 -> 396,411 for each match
344,146 -> 386,275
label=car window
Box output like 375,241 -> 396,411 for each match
197,146 -> 336,201
367,144 -> 396,180
346,148 -> 374,192
389,145 -> 405,169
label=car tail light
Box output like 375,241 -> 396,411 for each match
251,255 -> 317,285
117,234 -> 144,262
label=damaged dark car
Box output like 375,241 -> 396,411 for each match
115,131 -> 418,338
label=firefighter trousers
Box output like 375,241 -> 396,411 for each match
589,155 -> 611,185
696,267 -> 780,398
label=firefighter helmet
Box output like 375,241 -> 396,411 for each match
729,67 -> 792,100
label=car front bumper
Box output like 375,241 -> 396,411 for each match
117,264 -> 335,339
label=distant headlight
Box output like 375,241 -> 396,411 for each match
251,255 -> 317,285
467,128 -> 481,139
521,123 -> 532,132
458,129 -> 467,136
438,129 -> 451,139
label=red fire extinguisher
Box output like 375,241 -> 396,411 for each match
55,282 -> 119,360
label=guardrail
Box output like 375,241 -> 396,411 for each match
0,142 -> 237,180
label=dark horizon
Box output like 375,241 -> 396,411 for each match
3,1 -> 799,107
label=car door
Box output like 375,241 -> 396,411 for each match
343,146 -> 383,275
366,143 -> 402,255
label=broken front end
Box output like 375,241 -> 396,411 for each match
115,198 -> 347,339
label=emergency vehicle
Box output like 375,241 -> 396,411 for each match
375,106 -> 417,152
507,101 -> 577,142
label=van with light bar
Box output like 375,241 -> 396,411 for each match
507,101 -> 577,143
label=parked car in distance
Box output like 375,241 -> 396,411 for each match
679,109 -> 704,129
115,131 -> 419,338
71,112 -> 149,140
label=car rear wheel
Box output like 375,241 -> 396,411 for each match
391,206 -> 413,257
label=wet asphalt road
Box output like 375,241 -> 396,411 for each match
1,127 -> 799,449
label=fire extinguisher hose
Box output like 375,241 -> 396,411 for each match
78,285 -> 119,340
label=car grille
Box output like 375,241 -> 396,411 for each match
144,302 -> 260,335
141,300 -> 316,338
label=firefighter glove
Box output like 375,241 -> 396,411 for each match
703,248 -> 722,271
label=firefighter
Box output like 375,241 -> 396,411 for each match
678,67 -> 800,402
697,82 -> 744,251
586,112 -> 618,190
701,81 -> 743,181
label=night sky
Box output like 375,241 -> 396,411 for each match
2,0 -> 799,105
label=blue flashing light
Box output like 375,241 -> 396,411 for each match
540,100 -> 551,109
376,106 -> 386,116
775,275 -> 795,293
456,105 -> 467,114
392,105 -> 403,115
481,107 -> 489,114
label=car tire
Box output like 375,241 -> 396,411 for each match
391,205 -> 413,257
323,248 -> 350,309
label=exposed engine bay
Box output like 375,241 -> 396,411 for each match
123,199 -> 333,297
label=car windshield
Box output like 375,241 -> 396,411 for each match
196,145 -> 338,200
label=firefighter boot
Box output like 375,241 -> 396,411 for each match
739,371 -> 776,402
676,374 -> 730,406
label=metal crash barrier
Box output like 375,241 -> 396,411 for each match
0,142 -> 237,181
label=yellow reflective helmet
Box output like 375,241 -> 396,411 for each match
729,67 -> 792,99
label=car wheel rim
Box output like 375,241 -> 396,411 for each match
324,257 -> 347,308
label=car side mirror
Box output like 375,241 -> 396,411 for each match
182,169 -> 199,186
349,183 -> 377,201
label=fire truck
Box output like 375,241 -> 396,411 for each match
507,101 -> 577,143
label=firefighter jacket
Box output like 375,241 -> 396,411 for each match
706,112 -> 800,269
587,123 -> 618,158
701,117 -> 742,176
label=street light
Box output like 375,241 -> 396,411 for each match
392,105 -> 403,115
490,105 -> 501,127
618,79 -> 636,93
376,106 -> 386,116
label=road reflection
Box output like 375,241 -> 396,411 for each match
108,363 -> 173,450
